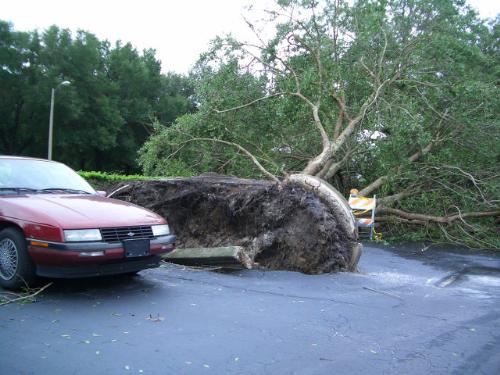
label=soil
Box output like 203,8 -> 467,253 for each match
100,174 -> 358,274
87,179 -> 120,194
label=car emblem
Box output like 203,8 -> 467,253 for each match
127,232 -> 135,237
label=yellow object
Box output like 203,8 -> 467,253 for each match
348,190 -> 377,240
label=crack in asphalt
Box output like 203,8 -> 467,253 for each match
162,273 -> 363,306
162,272 -> 493,327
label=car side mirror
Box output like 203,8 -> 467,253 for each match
96,190 -> 107,197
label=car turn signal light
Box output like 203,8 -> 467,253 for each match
30,240 -> 49,247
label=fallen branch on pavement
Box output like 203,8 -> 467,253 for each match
0,282 -> 53,306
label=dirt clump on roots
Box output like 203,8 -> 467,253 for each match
110,174 -> 358,274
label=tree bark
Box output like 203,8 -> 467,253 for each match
376,207 -> 500,224
359,141 -> 434,196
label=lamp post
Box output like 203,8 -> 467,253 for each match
48,80 -> 71,160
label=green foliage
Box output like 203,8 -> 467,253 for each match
0,21 -> 195,173
140,62 -> 288,178
78,171 -> 154,182
140,0 -> 499,248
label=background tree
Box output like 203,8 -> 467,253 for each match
140,0 -> 499,248
0,21 -> 195,172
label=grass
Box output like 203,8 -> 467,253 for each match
78,171 -> 155,182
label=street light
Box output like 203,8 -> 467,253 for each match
48,80 -> 71,160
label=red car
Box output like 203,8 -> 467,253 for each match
0,156 -> 176,289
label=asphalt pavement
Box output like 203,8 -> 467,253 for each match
1,244 -> 499,375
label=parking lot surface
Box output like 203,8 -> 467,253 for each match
1,244 -> 499,374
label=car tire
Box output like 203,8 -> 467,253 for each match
0,227 -> 37,290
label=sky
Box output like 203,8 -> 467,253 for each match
1,0 -> 498,74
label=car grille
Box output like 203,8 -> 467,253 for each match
100,226 -> 154,242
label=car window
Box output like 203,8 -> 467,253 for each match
0,158 -> 96,194
0,161 -> 13,186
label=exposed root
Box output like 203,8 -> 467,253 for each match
111,174 -> 359,274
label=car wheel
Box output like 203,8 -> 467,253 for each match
0,227 -> 37,289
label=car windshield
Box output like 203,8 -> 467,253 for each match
0,158 -> 96,194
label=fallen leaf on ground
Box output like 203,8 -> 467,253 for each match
146,313 -> 164,322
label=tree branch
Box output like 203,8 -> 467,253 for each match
377,190 -> 416,206
318,147 -> 356,180
329,70 -> 402,159
0,282 -> 53,306
376,207 -> 500,224
178,137 -> 280,183
213,92 -> 288,114
359,139 -> 434,197
375,216 -> 427,226
333,108 -> 345,140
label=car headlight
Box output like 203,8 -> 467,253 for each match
64,229 -> 102,242
151,224 -> 170,237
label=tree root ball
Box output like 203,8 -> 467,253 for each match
110,174 -> 359,274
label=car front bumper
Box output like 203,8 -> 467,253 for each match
27,235 -> 176,278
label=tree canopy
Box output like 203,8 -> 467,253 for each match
0,21 -> 195,172
140,0 -> 499,248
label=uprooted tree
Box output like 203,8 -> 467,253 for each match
110,174 -> 361,274
139,0 -> 499,248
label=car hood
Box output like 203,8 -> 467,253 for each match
0,194 -> 165,229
